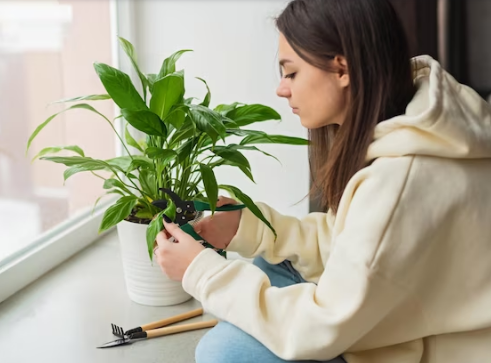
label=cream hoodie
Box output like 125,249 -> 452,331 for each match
182,55 -> 491,363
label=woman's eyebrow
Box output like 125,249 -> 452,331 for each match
279,59 -> 293,67
279,59 -> 293,77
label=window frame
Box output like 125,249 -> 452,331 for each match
0,0 -> 131,304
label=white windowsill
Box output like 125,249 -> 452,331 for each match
0,229 -> 218,363
0,197 -> 118,303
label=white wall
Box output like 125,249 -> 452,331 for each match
119,0 -> 310,218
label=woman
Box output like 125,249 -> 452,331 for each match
153,0 -> 491,362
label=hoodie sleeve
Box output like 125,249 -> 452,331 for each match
183,248 -> 407,360
226,201 -> 335,268
182,157 -> 415,361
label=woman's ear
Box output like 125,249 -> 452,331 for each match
334,55 -> 350,88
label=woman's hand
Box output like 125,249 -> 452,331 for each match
154,218 -> 205,281
193,196 -> 242,250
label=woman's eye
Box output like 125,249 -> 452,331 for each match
284,72 -> 296,79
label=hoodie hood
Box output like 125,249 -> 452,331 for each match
367,55 -> 491,161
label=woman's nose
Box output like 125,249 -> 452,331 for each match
276,81 -> 291,98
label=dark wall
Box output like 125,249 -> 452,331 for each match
389,0 -> 439,60
466,0 -> 491,99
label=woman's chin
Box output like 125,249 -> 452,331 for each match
299,118 -> 310,128
301,118 -> 340,129
300,118 -> 321,129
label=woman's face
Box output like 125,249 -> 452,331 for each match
276,32 -> 350,129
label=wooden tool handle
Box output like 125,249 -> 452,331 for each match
146,319 -> 218,339
142,307 -> 203,331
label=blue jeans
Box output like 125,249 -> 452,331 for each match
195,256 -> 346,363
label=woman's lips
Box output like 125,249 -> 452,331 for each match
292,108 -> 299,114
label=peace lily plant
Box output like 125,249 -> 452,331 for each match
26,37 -> 308,260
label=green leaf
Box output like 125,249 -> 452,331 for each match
214,102 -> 242,116
135,209 -> 154,219
176,139 -> 194,164
107,189 -> 126,196
150,72 -> 185,120
157,49 -> 192,79
237,164 -> 255,183
91,190 -> 122,216
188,105 -> 226,144
26,103 -> 110,154
240,134 -> 309,146
146,202 -> 176,261
129,157 -> 154,170
31,145 -> 85,163
199,164 -> 218,214
164,106 -> 186,129
218,184 -> 277,239
125,123 -> 144,153
41,155 -> 119,171
60,158 -> 136,182
99,196 -> 138,233
52,94 -> 111,104
221,116 -> 240,128
200,128 -> 235,148
184,97 -> 198,105
227,144 -> 279,163
139,169 -> 157,196
230,163 -> 255,183
145,148 -> 177,164
138,139 -> 148,150
106,156 -> 134,171
226,104 -> 281,127
93,62 -> 146,111
121,108 -> 166,137
196,77 -> 211,107
226,129 -> 266,137
41,156 -> 128,181
126,173 -> 139,181
147,73 -> 158,93
212,146 -> 250,170
69,103 -> 113,122
103,178 -> 122,189
63,165 -> 94,181
163,200 -> 177,221
170,118 -> 196,146
209,158 -> 255,183
146,210 -> 165,261
103,178 -> 132,194
106,155 -> 153,172
118,36 -> 149,101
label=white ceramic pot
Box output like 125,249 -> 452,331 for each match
116,219 -> 192,306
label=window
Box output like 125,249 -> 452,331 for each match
0,0 -> 118,300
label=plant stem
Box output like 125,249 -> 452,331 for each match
113,173 -> 137,197
90,171 -> 106,180
186,177 -> 202,196
105,164 -> 144,197
111,117 -> 134,161
193,189 -> 206,198
126,176 -> 144,194
202,155 -> 216,164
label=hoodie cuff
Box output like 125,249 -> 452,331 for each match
182,248 -> 228,300
225,205 -> 263,258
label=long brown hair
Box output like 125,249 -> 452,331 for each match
276,0 -> 416,214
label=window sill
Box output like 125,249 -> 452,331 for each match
0,198 -> 118,303
0,229 -> 216,363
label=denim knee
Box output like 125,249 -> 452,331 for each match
195,321 -> 245,363
195,321 -> 346,363
195,321 -> 278,363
